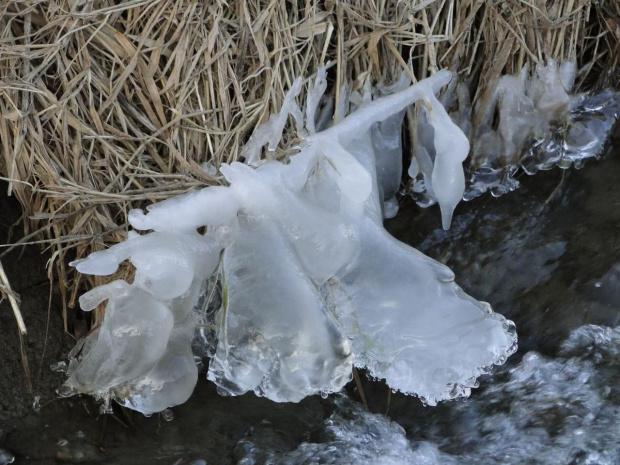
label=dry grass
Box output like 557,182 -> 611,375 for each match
0,0 -> 618,333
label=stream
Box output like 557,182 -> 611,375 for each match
1,136 -> 619,464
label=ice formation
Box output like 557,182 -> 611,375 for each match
63,67 -> 516,414
409,59 -> 620,204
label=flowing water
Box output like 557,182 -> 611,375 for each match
1,137 -> 619,464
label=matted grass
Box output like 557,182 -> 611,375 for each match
1,0 -> 618,332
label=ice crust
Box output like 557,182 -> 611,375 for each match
409,59 -> 620,204
64,68 -> 516,414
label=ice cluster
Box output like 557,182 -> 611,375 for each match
410,59 -> 620,204
62,68 -> 516,414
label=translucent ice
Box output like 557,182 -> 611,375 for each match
65,286 -> 174,394
425,91 -> 469,230
465,59 -> 618,199
207,218 -> 353,402
64,230 -> 223,413
114,321 -> 198,415
66,68 -> 516,413
305,65 -> 329,135
404,59 -> 619,203
330,217 -> 516,405
241,77 -> 304,166
371,73 -> 410,218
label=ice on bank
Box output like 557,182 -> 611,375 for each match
63,67 -> 517,414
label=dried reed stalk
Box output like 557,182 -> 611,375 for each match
0,0 -> 618,331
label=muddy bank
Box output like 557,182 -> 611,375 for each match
0,186 -> 71,422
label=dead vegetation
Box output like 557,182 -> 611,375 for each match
0,0 -> 618,331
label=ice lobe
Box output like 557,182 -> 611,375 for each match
331,218 -> 515,404
425,90 -> 469,230
115,321 -> 198,414
65,287 -> 174,393
65,68 -> 516,413
208,218 -> 353,402
327,122 -> 512,404
65,230 -> 224,414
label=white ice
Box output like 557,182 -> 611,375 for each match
65,67 -> 516,413
407,59 -> 611,203
207,217 -> 353,402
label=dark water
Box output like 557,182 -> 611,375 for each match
1,140 -> 619,464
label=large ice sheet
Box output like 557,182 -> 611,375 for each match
65,68 -> 517,414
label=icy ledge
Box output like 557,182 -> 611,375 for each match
410,60 -> 620,204
62,69 -> 516,414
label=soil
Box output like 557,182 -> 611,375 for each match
0,185 -> 72,421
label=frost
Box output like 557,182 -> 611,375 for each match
63,68 -> 516,414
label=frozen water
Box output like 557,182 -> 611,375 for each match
241,77 -> 304,167
305,65 -> 329,135
114,321 -> 198,415
65,230 -> 224,413
466,61 -> 619,199
405,60 -> 620,203
128,187 -> 240,232
66,68 -> 515,414
65,286 -> 174,394
330,216 -> 516,405
207,218 -> 353,402
371,72 -> 410,219
425,91 -> 469,230
521,90 -> 620,175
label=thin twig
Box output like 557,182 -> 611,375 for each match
0,259 -> 27,335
